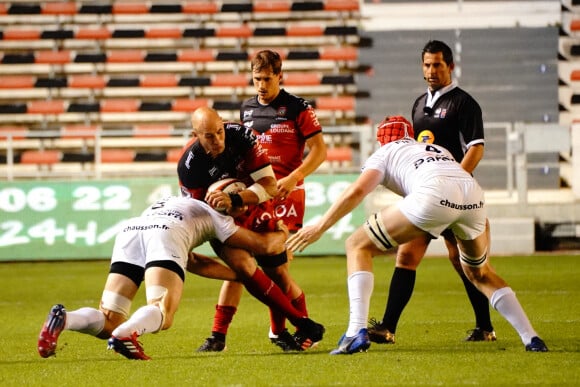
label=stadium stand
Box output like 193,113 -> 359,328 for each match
0,0 -> 371,179
0,0 -> 368,177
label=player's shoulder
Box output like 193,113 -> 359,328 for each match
224,121 -> 249,137
450,87 -> 480,105
225,121 -> 258,145
279,89 -> 311,109
224,121 -> 244,131
241,95 -> 259,109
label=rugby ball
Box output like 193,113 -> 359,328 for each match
207,178 -> 246,195
206,178 -> 246,212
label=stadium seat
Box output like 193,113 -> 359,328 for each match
284,73 -> 321,86
75,27 -> 112,40
2,29 -> 41,40
172,99 -> 210,112
69,75 -> 107,89
35,51 -> 71,64
133,124 -> 174,137
20,150 -> 62,166
101,99 -> 139,113
100,149 -> 136,163
324,145 -> 354,172
141,75 -> 178,88
216,26 -> 253,38
253,1 -> 292,12
145,28 -> 182,39
112,3 -> 148,14
181,2 -> 219,14
107,50 -> 145,63
286,25 -> 324,36
324,0 -> 360,11
320,47 -> 358,61
27,100 -> 66,114
0,76 -> 35,89
0,126 -> 28,139
326,146 -> 353,163
167,148 -> 185,162
60,124 -> 99,139
42,2 -> 77,15
178,49 -> 216,63
315,96 -> 355,111
212,74 -> 249,87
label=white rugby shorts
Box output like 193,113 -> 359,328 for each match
397,176 -> 486,240
110,217 -> 189,271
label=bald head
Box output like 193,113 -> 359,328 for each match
191,107 -> 222,133
190,107 -> 226,158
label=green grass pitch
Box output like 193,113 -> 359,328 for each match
1,254 -> 579,386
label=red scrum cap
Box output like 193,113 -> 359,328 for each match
376,115 -> 414,146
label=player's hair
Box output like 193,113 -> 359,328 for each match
422,40 -> 454,65
251,50 -> 282,75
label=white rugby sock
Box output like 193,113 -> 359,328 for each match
112,305 -> 163,338
346,271 -> 374,337
490,287 -> 538,344
66,307 -> 105,336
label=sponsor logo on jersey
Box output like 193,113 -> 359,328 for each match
244,121 -> 254,129
243,109 -> 253,119
417,130 -> 435,144
150,209 -> 184,220
439,199 -> 484,210
413,154 -> 455,169
270,123 -> 294,133
256,133 -> 273,144
122,224 -> 169,232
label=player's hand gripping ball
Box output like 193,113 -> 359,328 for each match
376,115 -> 414,146
206,178 -> 246,213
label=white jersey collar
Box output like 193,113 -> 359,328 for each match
425,80 -> 458,108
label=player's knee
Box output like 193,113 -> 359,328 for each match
459,250 -> 489,283
459,250 -> 487,268
363,214 -> 398,252
146,285 -> 169,332
396,249 -> 422,269
99,290 -> 132,337
344,236 -> 359,254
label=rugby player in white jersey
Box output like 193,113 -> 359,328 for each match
287,119 -> 548,354
37,196 -> 289,360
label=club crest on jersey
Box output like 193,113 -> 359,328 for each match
433,108 -> 447,118
277,106 -> 287,117
417,130 -> 435,144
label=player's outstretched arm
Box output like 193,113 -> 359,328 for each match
287,169 -> 383,252
187,252 -> 239,281
225,222 -> 288,256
